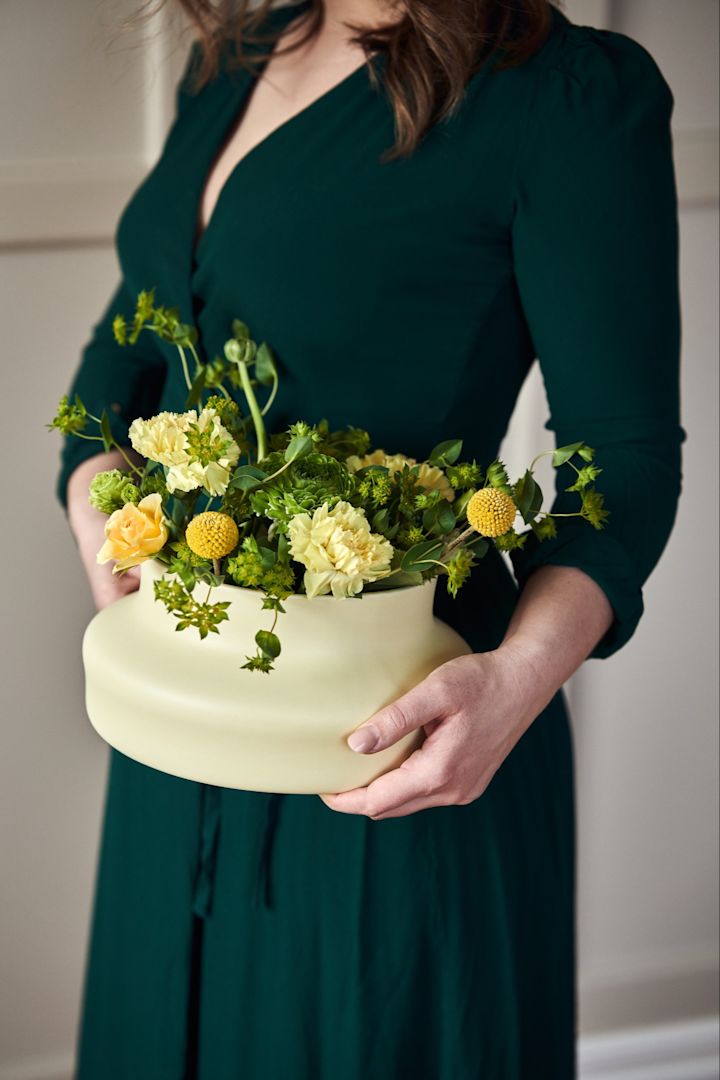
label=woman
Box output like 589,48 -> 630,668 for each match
57,0 -> 684,1076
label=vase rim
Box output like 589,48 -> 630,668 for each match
143,557 -> 436,602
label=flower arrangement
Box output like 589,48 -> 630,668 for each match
51,290 -> 608,672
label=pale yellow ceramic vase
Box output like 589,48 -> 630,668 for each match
82,558 -> 472,794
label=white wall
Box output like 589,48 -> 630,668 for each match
0,1 -> 717,1077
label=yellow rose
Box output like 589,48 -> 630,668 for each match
96,492 -> 168,573
287,500 -> 394,598
345,449 -> 454,501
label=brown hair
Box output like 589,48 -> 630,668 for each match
164,0 -> 559,160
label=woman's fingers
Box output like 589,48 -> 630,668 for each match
321,739 -> 452,817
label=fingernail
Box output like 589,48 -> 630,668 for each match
347,725 -> 380,753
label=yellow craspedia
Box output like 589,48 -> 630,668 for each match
185,512 -> 239,560
466,488 -> 517,538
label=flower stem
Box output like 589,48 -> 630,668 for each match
176,345 -> 193,391
236,360 -> 267,461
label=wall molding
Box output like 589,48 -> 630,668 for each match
578,1017 -> 720,1080
1,1018 -> 717,1080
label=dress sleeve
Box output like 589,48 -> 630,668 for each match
508,24 -> 686,660
54,43 -> 202,511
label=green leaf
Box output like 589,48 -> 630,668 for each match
552,442 -> 586,467
255,629 -> 281,659
400,539 -> 444,573
465,535 -> 489,557
364,571 -> 424,590
514,469 -> 544,524
99,410 -> 114,453
284,433 -> 314,462
429,438 -> 463,466
227,464 -> 268,492
254,342 -> 277,386
232,319 -> 250,341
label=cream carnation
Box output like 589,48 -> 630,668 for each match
131,407 -> 240,496
346,449 -> 454,501
128,412 -> 192,467
287,500 -> 394,598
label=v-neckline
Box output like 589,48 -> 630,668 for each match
192,0 -> 379,261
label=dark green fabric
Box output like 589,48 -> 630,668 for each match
57,3 -> 683,1076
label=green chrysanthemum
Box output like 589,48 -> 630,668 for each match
249,452 -> 356,533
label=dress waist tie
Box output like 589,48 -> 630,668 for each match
190,787 -> 286,917
250,793 -> 285,911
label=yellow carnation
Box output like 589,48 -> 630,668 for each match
466,488 -> 517,537
186,512 -> 239,560
287,500 -> 394,598
345,449 -> 453,501
96,492 -> 168,573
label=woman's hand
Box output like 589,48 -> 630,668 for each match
320,564 -> 615,819
66,449 -> 141,611
319,641 -> 549,820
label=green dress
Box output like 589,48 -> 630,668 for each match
56,4 -> 684,1077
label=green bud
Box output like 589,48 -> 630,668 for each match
88,469 -> 141,514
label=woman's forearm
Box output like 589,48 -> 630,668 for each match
498,564 -> 614,705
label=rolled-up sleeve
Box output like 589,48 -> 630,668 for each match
508,24 -> 686,659
55,42 -> 203,511
55,277 -> 169,509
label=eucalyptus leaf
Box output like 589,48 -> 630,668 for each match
400,539 -> 444,573
552,442 -> 585,467
429,438 -> 463,466
364,571 -> 424,591
284,433 -> 314,462
514,469 -> 544,524
255,342 -> 277,386
256,629 -> 281,658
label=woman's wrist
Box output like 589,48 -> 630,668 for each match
496,563 -> 615,697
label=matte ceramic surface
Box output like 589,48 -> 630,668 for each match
82,558 -> 472,793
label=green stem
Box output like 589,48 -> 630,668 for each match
176,345 -> 193,391
528,449 -> 554,473
236,360 -> 267,461
260,373 -> 279,417
440,524 -> 476,557
188,343 -> 203,376
73,433 -> 143,476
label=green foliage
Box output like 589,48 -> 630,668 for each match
446,547 -> 475,598
249,452 -> 356,533
484,459 -> 514,496
428,438 -> 463,466
513,469 -> 544,525
565,463 -> 603,493
531,516 -> 558,541
445,460 -> 483,490
493,529 -> 528,552
48,394 -> 89,437
88,469 -> 140,514
357,468 -> 393,508
580,489 -> 610,529
153,576 -> 230,640
313,419 -> 371,460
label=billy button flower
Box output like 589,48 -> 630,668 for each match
465,487 -> 518,538
185,512 -> 239,574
